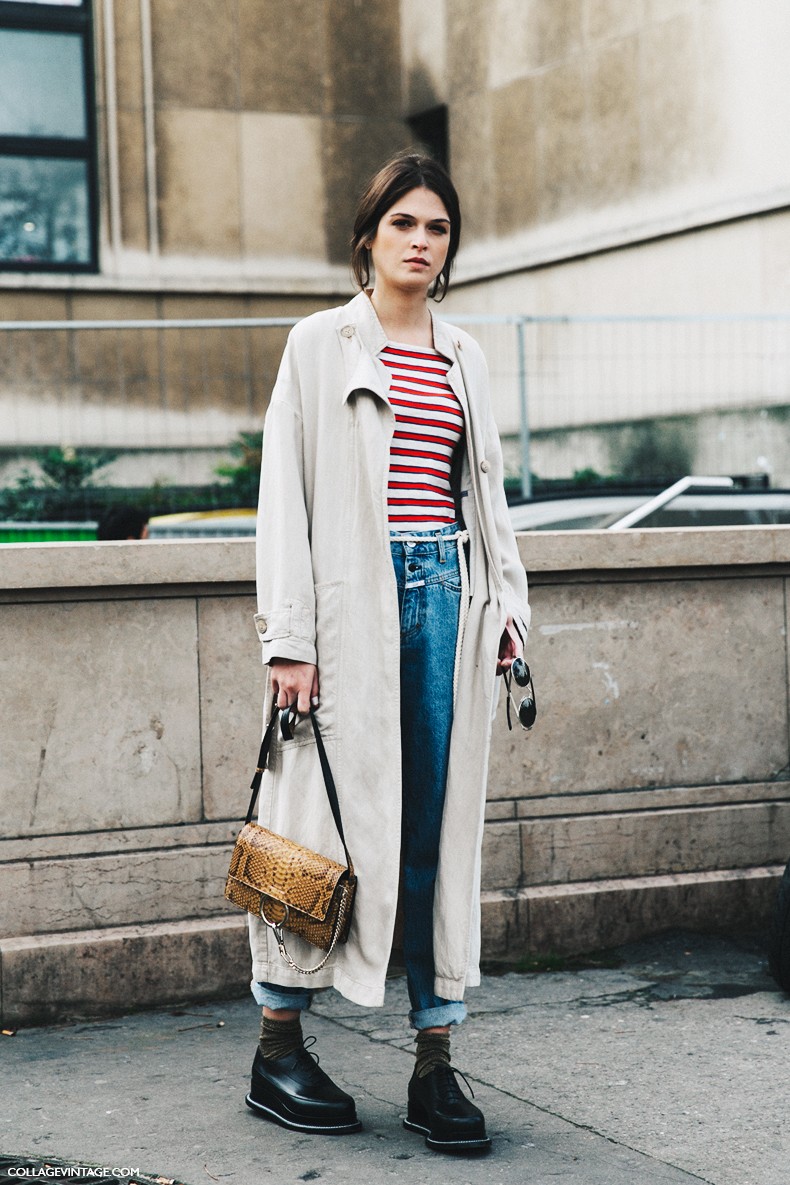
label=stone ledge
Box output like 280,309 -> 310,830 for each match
519,524 -> 790,573
0,539 -> 256,592
481,803 -> 790,890
484,781 -> 790,820
0,915 -> 250,1029
480,865 -> 784,959
0,847 -> 240,939
4,526 -> 790,595
0,819 -> 239,861
3,869 -> 781,1027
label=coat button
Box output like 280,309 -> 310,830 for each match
341,325 -> 355,338
480,459 -> 491,473
256,617 -> 267,633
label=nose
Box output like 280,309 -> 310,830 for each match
411,227 -> 428,250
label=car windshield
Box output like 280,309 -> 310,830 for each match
508,491 -> 790,531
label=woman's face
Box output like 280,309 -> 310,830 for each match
368,186 -> 451,297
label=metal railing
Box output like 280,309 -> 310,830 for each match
607,476 -> 735,530
2,313 -> 790,496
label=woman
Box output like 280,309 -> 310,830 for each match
246,153 -> 530,1153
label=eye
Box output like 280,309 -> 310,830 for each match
430,224 -> 449,235
392,218 -> 411,228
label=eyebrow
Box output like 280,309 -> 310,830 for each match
389,211 -> 451,224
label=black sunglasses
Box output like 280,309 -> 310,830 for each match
504,657 -> 536,731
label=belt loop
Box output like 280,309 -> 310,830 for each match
437,532 -> 446,563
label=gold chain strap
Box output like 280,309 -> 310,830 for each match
259,891 -> 350,975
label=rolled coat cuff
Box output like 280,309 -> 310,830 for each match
254,605 -> 317,666
260,638 -> 318,666
505,598 -> 531,646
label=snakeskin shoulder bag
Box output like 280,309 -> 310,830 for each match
224,705 -> 357,974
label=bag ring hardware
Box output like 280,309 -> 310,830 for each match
260,898 -> 290,930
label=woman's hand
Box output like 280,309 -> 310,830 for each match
496,615 -> 524,676
270,659 -> 319,715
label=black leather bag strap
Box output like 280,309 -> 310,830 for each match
308,709 -> 353,869
243,704 -> 353,871
244,702 -> 280,824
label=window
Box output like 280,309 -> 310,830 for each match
0,1 -> 97,270
407,106 -> 449,172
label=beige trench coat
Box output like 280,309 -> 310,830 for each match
249,291 -> 530,1007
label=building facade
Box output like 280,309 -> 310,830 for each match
3,0 -> 790,481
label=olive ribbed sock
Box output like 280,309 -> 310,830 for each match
414,1030 -> 451,1078
259,1013 -> 304,1061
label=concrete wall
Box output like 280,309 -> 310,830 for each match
6,0 -> 788,301
5,2 -> 790,473
1,529 -> 788,1025
0,0 -> 408,463
430,0 -> 790,306
428,1 -> 790,482
94,0 -> 406,290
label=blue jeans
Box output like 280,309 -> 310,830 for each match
254,523 -> 467,1031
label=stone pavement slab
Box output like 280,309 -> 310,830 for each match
1,932 -> 786,1185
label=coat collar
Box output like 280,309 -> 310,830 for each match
337,292 -> 388,405
338,291 -> 463,406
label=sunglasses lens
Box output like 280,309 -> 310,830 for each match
511,657 -> 530,686
518,695 -> 537,729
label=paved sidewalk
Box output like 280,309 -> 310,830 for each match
1,931 -> 787,1185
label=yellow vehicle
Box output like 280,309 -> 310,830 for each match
147,509 -> 256,538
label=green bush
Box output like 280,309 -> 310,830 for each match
37,446 -> 118,490
213,430 -> 262,504
0,439 -> 262,523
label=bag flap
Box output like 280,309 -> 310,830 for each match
228,822 -> 347,923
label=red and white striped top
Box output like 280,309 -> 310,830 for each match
380,341 -> 465,530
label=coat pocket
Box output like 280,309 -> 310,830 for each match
313,580 -> 344,737
261,730 -> 347,868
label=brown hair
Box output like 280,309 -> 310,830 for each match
350,153 -> 461,302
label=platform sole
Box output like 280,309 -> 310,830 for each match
245,1091 -> 362,1135
403,1116 -> 492,1153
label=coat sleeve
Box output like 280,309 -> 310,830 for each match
477,355 -> 531,645
253,331 -> 317,666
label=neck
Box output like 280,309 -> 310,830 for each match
368,286 -> 433,347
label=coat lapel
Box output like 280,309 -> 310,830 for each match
338,292 -> 391,406
432,313 -> 486,471
432,317 -> 471,431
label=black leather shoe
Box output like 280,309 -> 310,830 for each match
404,1065 -> 491,1153
245,1045 -> 361,1135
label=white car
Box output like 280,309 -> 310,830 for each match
508,487 -> 790,531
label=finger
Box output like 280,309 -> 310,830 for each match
310,668 -> 320,707
296,686 -> 312,715
499,634 -> 517,661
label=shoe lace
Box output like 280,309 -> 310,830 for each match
435,1063 -> 476,1101
302,1035 -> 320,1065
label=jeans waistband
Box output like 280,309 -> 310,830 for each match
390,524 -> 467,564
389,522 -> 465,542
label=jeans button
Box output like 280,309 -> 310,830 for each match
408,562 -> 419,572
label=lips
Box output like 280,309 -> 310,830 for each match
405,257 -> 429,266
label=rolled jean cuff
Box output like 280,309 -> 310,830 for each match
409,1001 -> 467,1030
251,979 -> 314,1011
